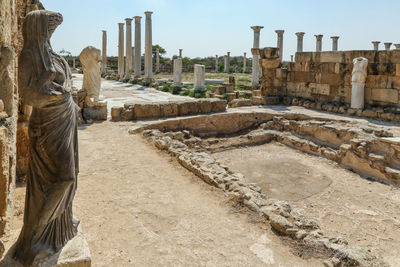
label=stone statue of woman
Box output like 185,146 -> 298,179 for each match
13,10 -> 79,265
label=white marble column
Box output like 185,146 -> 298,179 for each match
173,58 -> 182,87
331,36 -> 339,51
295,32 -> 305,52
156,48 -> 160,73
243,52 -> 247,73
384,42 -> 392,51
226,52 -> 230,72
315,34 -> 323,52
223,56 -> 227,72
118,22 -> 125,80
124,18 -> 133,80
179,49 -> 183,58
215,55 -> 218,72
372,41 -> 380,51
275,30 -> 284,61
194,64 -> 205,92
131,46 -> 135,70
134,16 -> 142,79
101,30 -> 107,75
291,55 -> 294,62
144,11 -> 153,81
251,26 -> 263,87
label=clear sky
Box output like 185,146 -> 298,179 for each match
41,0 -> 399,61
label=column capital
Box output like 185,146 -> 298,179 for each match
372,41 -> 380,44
251,26 -> 264,32
330,36 -> 340,40
145,11 -> 153,16
394,44 -> 400,49
314,34 -> 323,40
216,55 -> 218,57
384,42 -> 393,46
102,30 -> 106,33
275,30 -> 284,36
295,32 -> 305,37
125,18 -> 133,23
134,16 -> 142,22
118,22 -> 124,27
227,52 -> 230,56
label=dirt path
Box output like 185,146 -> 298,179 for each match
74,121 -> 322,266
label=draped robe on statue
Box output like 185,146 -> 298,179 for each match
13,10 -> 79,265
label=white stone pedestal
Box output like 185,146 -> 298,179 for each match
0,226 -> 91,267
194,64 -> 205,92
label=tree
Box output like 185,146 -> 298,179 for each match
59,49 -> 72,58
152,44 -> 166,57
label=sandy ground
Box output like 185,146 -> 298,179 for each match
4,121 -> 323,266
214,142 -> 400,266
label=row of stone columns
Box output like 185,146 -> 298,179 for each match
371,42 -> 400,51
111,11 -> 153,82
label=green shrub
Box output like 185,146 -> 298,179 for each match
162,83 -> 171,92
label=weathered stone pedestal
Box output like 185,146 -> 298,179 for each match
83,101 -> 108,121
1,226 -> 91,267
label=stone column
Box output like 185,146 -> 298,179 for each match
291,55 -> 294,62
315,34 -> 323,52
156,48 -> 160,73
295,32 -> 305,52
215,55 -> 218,72
118,22 -> 125,80
224,56 -> 228,72
132,46 -> 135,70
251,26 -> 263,87
173,58 -> 182,87
179,49 -> 183,58
372,41 -> 380,50
394,44 -> 400,50
144,11 -> 153,82
351,57 -> 368,109
243,52 -> 247,73
134,16 -> 142,79
226,52 -> 230,72
101,30 -> 107,75
73,58 -> 76,69
384,42 -> 392,51
275,30 -> 284,61
194,64 -> 205,92
331,36 -> 339,51
124,18 -> 133,80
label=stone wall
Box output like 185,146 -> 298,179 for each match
0,0 -> 43,248
259,48 -> 400,110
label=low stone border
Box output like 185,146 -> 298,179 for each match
111,98 -> 227,121
139,129 -> 388,266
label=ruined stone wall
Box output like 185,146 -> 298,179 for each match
260,49 -> 400,107
0,0 -> 43,246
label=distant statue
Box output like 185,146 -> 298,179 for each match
351,57 -> 368,109
79,46 -> 101,106
14,10 -> 79,265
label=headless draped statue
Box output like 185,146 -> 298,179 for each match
79,46 -> 101,106
13,10 -> 79,265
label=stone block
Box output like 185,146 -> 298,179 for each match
319,52 -> 343,63
295,52 -> 312,62
16,122 -> 29,179
226,93 -> 237,102
259,47 -> 280,59
133,103 -> 161,119
251,97 -> 266,105
111,107 -> 123,121
160,103 -> 178,118
396,64 -> 400,76
82,102 -> 107,121
228,99 -> 252,108
290,71 -> 315,83
393,76 -> 400,89
0,127 -> 9,235
366,75 -> 391,89
197,99 -> 213,113
310,83 -> 330,96
316,73 -> 342,87
209,99 -> 227,112
371,88 -> 399,104
177,101 -> 198,116
252,90 -> 262,97
261,59 -> 281,69
264,96 -> 280,105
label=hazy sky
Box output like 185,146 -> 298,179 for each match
41,0 -> 399,61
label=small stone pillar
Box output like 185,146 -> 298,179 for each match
394,44 -> 400,50
224,56 -> 228,72
194,64 -> 205,92
226,52 -> 230,72
384,42 -> 392,51
254,47 -> 282,97
144,11 -> 153,82
179,49 -> 183,58
215,55 -> 218,72
290,55 -> 294,62
372,41 -> 380,51
351,57 -> 368,109
331,36 -> 339,51
155,48 -> 160,73
295,32 -> 305,52
101,30 -> 107,75
275,30 -> 284,61
315,34 -> 323,52
173,58 -> 182,87
118,23 -> 125,80
124,18 -> 133,80
251,26 -> 264,87
80,46 -> 101,104
243,52 -> 247,73
72,58 -> 76,69
132,46 -> 135,70
134,16 -> 142,79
